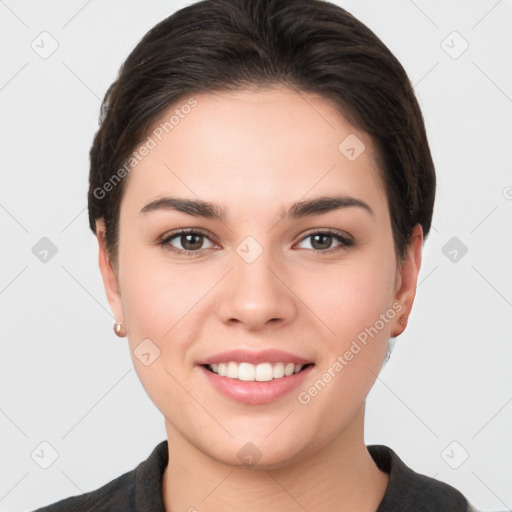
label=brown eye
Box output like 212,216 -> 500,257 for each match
310,233 -> 333,250
161,230 -> 216,253
178,233 -> 204,251
296,231 -> 354,252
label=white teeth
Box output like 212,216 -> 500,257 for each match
238,362 -> 255,381
284,363 -> 294,376
273,362 -> 285,378
226,361 -> 238,378
207,361 -> 306,381
255,362 -> 273,382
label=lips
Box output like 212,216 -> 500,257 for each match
199,363 -> 314,405
197,348 -> 312,366
197,349 -> 315,404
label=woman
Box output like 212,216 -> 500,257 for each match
33,0 -> 478,510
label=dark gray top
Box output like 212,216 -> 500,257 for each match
31,440 -> 479,511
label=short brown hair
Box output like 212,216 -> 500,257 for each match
88,0 -> 435,263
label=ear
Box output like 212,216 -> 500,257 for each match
390,223 -> 423,337
96,220 -> 124,324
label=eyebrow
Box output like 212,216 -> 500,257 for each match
139,194 -> 373,221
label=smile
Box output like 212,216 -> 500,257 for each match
200,362 -> 315,405
206,361 -> 311,381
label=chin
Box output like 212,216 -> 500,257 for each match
200,433 -> 316,470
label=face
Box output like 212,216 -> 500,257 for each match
97,87 -> 422,468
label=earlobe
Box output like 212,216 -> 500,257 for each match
95,220 -> 124,325
390,224 -> 423,337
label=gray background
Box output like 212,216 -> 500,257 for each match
0,1 -> 511,510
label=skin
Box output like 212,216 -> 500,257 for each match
96,86 -> 423,511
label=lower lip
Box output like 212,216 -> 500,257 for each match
199,364 -> 314,405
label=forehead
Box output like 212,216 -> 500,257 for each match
122,87 -> 387,217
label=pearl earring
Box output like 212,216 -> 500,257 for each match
113,322 -> 127,338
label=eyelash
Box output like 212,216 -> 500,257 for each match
159,228 -> 354,255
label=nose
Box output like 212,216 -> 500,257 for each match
216,246 -> 298,331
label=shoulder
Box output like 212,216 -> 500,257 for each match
29,440 -> 169,512
30,470 -> 135,512
367,444 -> 480,512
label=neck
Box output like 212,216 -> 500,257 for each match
162,406 -> 389,512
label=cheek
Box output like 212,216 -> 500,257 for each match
116,244 -> 200,407
119,254 -> 192,338
302,253 -> 397,344
117,239 -> 221,360
293,259 -> 397,428
298,251 -> 396,404
311,253 -> 396,395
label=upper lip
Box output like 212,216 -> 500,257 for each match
197,349 -> 313,366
